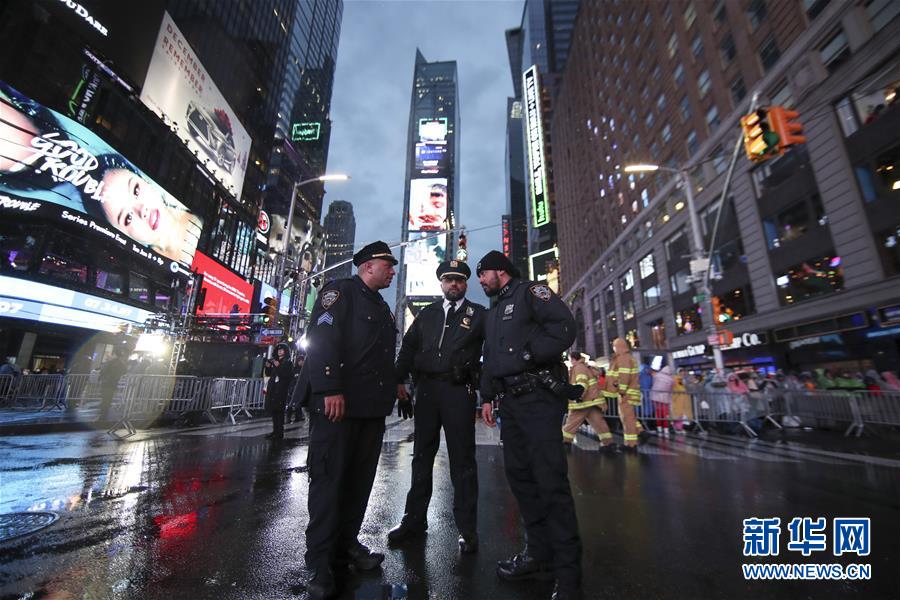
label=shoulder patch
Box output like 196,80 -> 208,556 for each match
321,290 -> 340,309
529,284 -> 552,302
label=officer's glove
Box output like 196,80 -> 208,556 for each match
397,399 -> 414,420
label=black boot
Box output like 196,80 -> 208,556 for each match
341,541 -> 384,571
306,568 -> 336,599
496,551 -> 554,581
550,580 -> 583,600
458,532 -> 479,553
387,519 -> 427,544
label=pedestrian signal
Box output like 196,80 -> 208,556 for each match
768,106 -> 806,150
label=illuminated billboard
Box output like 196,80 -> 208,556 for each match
523,66 -> 550,228
140,12 -> 251,200
418,117 -> 448,142
192,252 -> 253,316
0,81 -> 203,268
404,231 -> 446,297
529,246 -> 559,291
415,142 -> 448,173
0,275 -> 152,333
258,281 -> 292,316
408,177 -> 448,230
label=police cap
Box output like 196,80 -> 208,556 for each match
353,240 -> 398,266
436,260 -> 471,280
476,250 -> 520,278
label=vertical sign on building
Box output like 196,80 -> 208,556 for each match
502,214 -> 512,256
523,66 -> 550,228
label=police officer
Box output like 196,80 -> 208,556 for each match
264,342 -> 294,440
389,260 -> 486,553
477,250 -> 583,600
303,241 -> 401,599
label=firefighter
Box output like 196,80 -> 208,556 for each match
604,337 -> 641,451
562,352 -> 616,452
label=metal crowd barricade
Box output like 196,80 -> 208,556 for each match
0,373 -> 16,404
7,374 -> 66,411
848,390 -> 900,436
781,389 -> 860,436
110,375 -> 203,437
197,377 -> 261,425
60,373 -> 103,410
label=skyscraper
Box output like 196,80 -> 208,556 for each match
323,200 -> 356,282
396,50 -> 460,333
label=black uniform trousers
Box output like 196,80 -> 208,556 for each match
499,387 -> 582,587
270,398 -> 286,437
404,377 -> 478,534
305,411 -> 386,570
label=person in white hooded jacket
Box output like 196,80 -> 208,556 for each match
650,365 -> 675,436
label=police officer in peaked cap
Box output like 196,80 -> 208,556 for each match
302,240 -> 401,599
389,259 -> 486,553
476,250 -> 583,600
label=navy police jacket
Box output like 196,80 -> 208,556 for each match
395,298 -> 486,383
480,278 -> 576,401
306,275 -> 398,418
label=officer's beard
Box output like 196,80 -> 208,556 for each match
443,286 -> 465,302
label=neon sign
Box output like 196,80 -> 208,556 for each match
523,66 -> 550,228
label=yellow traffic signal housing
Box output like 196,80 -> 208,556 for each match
768,106 -> 806,149
740,109 -> 781,162
711,296 -> 724,327
263,296 -> 278,324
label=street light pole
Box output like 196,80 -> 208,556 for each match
678,170 -> 725,373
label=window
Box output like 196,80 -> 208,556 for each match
697,69 -> 711,97
747,0 -> 768,29
854,144 -> 900,203
153,282 -> 173,311
642,85 -> 651,102
620,269 -> 634,291
720,34 -> 736,66
39,236 -> 88,285
819,29 -> 850,73
686,130 -> 699,155
706,105 -> 721,131
713,0 -> 727,25
662,124 -> 672,143
770,81 -> 795,109
730,75 -> 747,105
683,2 -> 697,28
646,112 -> 655,128
866,0 -> 900,32
714,287 -> 756,323
0,223 -> 40,273
763,198 -> 827,249
759,37 -> 781,72
674,304 -> 703,334
691,35 -> 704,60
642,284 -> 661,308
623,298 -> 636,321
657,94 -> 667,112
130,272 -> 151,304
876,224 -> 900,276
640,253 -> 656,278
666,229 -> 690,262
680,96 -> 692,121
774,252 -> 845,306
803,0 -> 830,20
668,32 -> 679,58
711,147 -> 728,174
95,262 -> 125,295
674,63 -> 685,86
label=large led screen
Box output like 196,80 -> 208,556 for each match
0,81 -> 203,268
415,142 -> 447,173
404,231 -> 446,297
192,251 -> 252,316
140,12 -> 251,200
418,118 -> 448,142
408,177 -> 448,231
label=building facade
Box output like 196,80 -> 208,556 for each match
553,0 -> 900,374
396,50 -> 460,333
0,0 -> 342,374
322,200 -> 356,282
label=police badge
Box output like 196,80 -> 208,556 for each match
321,290 -> 340,309
529,284 -> 552,302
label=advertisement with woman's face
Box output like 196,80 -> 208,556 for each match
0,81 -> 203,267
408,177 -> 448,230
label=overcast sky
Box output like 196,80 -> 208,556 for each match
322,0 -> 524,305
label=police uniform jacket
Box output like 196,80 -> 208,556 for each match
306,275 -> 398,418
480,278 -> 576,401
264,358 -> 294,411
395,298 -> 486,383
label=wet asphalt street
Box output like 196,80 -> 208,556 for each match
1,417 -> 898,600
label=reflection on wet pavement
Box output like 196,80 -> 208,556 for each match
0,421 -> 897,599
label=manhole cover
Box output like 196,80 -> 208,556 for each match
0,512 -> 59,542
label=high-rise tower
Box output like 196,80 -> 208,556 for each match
323,200 -> 356,282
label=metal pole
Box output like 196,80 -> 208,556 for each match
276,182 -> 299,293
680,170 -> 725,373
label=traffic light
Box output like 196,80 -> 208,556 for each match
740,109 -> 781,162
767,106 -> 806,150
262,296 -> 278,324
711,296 -> 724,327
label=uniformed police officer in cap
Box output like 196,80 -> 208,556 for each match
303,241 -> 402,599
477,250 -> 583,600
389,259 -> 486,553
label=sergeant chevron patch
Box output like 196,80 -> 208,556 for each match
317,312 -> 334,326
